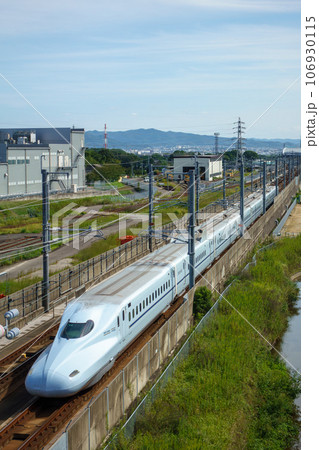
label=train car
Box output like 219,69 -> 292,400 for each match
25,187 -> 275,397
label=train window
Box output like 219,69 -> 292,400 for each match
146,298 -> 148,306
155,291 -> 157,299
152,293 -> 154,301
117,317 -> 119,327
61,320 -> 94,339
132,309 -> 135,319
161,286 -> 163,293
136,306 -> 138,315
122,311 -> 125,321
139,303 -> 142,312
143,300 -> 145,308
129,312 -> 131,321
168,280 -> 170,287
149,295 -> 151,303
166,282 -> 168,289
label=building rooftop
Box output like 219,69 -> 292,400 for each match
0,127 -> 84,146
173,154 -> 220,160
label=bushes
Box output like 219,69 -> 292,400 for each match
193,286 -> 213,321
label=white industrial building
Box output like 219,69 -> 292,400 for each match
0,128 -> 86,198
173,155 -> 222,181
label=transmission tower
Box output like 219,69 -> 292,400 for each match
214,132 -> 220,154
233,117 -> 246,167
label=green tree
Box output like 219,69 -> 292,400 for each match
223,149 -> 238,161
244,150 -> 259,161
193,286 -> 213,320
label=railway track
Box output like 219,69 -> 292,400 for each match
0,236 -> 42,258
0,296 -> 184,449
0,324 -> 59,404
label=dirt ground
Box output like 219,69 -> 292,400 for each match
281,203 -> 301,234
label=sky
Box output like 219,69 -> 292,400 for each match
0,0 -> 301,139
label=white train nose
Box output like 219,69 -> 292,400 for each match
26,369 -> 82,398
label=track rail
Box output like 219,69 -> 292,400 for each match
0,296 -> 184,449
0,324 -> 59,403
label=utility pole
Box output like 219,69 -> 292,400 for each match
251,159 -> 253,192
188,170 -> 195,290
240,161 -> 244,236
283,156 -> 286,189
194,156 -> 200,223
233,117 -> 246,168
292,154 -> 294,180
214,132 -> 220,154
263,161 -> 266,214
104,123 -> 107,150
148,164 -> 154,252
288,157 -> 291,184
223,160 -> 227,209
275,158 -> 278,196
41,168 -> 50,312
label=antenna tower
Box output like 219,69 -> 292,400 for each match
104,123 -> 107,150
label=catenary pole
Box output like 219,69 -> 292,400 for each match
240,161 -> 244,236
148,164 -> 154,252
188,171 -> 195,289
263,161 -> 266,214
42,168 -> 50,312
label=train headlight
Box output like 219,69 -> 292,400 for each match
69,370 -> 80,378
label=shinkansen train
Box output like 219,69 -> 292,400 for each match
25,186 -> 276,397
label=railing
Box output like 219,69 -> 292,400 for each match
0,189 -> 249,323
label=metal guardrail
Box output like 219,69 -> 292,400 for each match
272,199 -> 297,236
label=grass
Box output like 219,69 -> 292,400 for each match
0,276 -> 43,296
0,242 -> 63,268
0,194 -> 132,235
111,236 -> 301,449
71,233 -> 122,263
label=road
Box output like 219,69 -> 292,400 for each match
2,217 -> 141,280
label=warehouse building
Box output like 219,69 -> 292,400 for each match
173,155 -> 222,181
0,128 -> 85,198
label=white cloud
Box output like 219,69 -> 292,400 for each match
0,0 -> 300,36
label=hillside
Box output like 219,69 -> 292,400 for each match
85,128 -> 300,151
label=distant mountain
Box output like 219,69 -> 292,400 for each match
85,128 -> 300,151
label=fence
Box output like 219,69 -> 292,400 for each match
105,242 -> 287,447
106,281 -> 235,447
48,177 -> 300,450
0,178 -> 289,324
50,298 -> 193,450
0,193 -> 238,324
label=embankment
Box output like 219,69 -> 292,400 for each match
115,236 -> 301,449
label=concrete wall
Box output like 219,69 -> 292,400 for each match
49,178 -> 299,450
50,302 -> 193,450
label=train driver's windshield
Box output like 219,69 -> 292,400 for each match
61,320 -> 94,339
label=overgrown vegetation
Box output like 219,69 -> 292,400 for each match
0,242 -> 63,268
193,286 -> 213,321
0,194 -> 125,235
0,276 -> 42,296
111,236 -> 301,449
